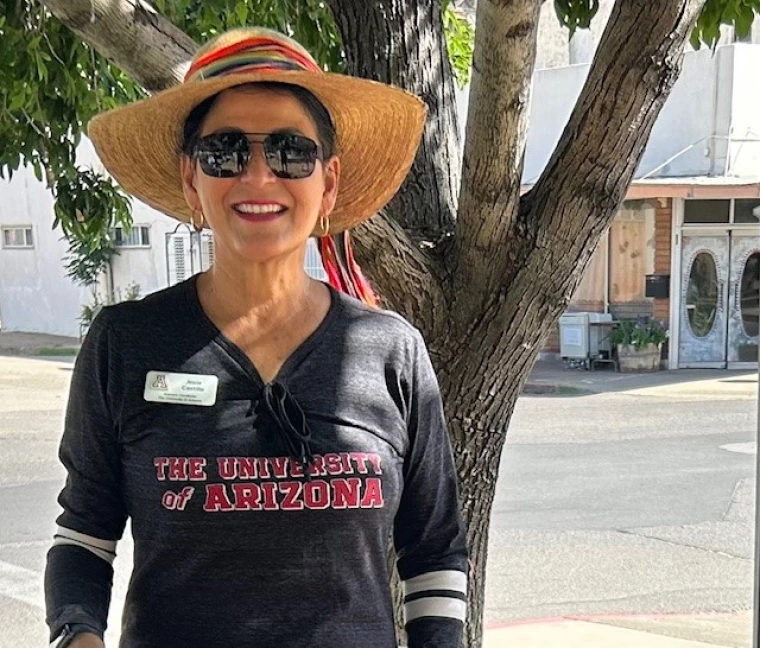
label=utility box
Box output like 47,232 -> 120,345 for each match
559,313 -> 589,359
559,312 -> 614,361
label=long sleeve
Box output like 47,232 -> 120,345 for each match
394,332 -> 468,648
44,308 -> 128,641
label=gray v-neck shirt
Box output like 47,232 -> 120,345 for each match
47,276 -> 467,647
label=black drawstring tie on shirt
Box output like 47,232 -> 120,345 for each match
261,382 -> 315,472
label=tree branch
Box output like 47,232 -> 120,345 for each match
527,0 -> 705,252
351,214 -> 449,342
450,0 -> 541,327
326,0 -> 461,242
39,0 -> 197,93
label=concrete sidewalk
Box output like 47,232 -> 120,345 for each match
524,358 -> 758,400
484,611 -> 753,647
0,330 -> 80,356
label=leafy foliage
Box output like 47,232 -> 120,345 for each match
553,0 -> 760,48
0,0 -> 144,284
553,0 -> 600,35
608,318 -> 668,350
152,0 -> 346,72
692,0 -> 760,49
57,167 -> 133,286
443,4 -> 475,88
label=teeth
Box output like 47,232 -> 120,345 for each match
235,204 -> 283,214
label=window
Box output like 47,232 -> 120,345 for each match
305,238 -> 327,281
683,200 -> 730,224
734,199 -> 760,224
113,225 -> 151,247
1,226 -> 34,249
201,231 -> 215,271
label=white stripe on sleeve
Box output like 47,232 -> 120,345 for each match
404,596 -> 467,623
403,570 -> 467,596
53,526 -> 117,565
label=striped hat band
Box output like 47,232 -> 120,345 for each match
185,31 -> 322,82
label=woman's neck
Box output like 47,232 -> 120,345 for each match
196,248 -> 320,330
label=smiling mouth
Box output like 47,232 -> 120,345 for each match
233,203 -> 287,222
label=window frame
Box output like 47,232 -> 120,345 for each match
113,224 -> 152,248
1,226 -> 34,249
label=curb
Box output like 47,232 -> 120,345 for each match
0,347 -> 80,357
522,382 -> 593,396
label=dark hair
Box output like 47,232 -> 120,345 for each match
181,82 -> 336,159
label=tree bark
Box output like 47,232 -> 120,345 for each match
40,0 -> 197,92
46,1 -> 709,647
350,216 -> 448,342
452,0 -> 542,322
326,0 -> 461,245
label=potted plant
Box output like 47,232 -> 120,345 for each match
608,318 -> 668,372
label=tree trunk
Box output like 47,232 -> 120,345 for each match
45,1 -> 709,646
325,0 -> 461,244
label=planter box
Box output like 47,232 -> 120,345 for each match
617,343 -> 662,373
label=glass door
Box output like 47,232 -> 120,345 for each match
727,234 -> 760,366
678,234 -> 730,367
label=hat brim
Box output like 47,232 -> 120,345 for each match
88,71 -> 426,235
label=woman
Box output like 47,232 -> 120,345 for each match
45,27 -> 467,648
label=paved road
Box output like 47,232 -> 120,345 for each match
488,390 -> 756,630
0,355 -> 756,646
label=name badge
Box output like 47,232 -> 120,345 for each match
144,371 -> 219,407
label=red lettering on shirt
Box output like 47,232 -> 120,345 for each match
303,480 -> 330,509
217,457 -> 236,480
232,483 -> 261,510
168,457 -> 189,481
332,478 -> 361,509
269,457 -> 289,479
188,458 -> 207,481
360,478 -> 384,508
237,457 -> 257,479
279,481 -> 304,511
154,457 -> 169,481
203,484 -> 234,512
261,482 -> 278,510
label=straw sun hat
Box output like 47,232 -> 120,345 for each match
88,27 -> 427,235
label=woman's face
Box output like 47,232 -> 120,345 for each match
181,85 -> 339,265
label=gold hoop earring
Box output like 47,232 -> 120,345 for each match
318,213 -> 330,237
190,209 -> 205,233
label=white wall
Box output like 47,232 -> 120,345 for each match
0,170 -> 90,337
108,206 -> 185,300
519,44 -> 760,185
727,44 -> 760,177
521,62 -> 590,184
0,140 -> 184,337
636,47 -> 726,179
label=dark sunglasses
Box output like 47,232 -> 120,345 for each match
193,131 -> 323,180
